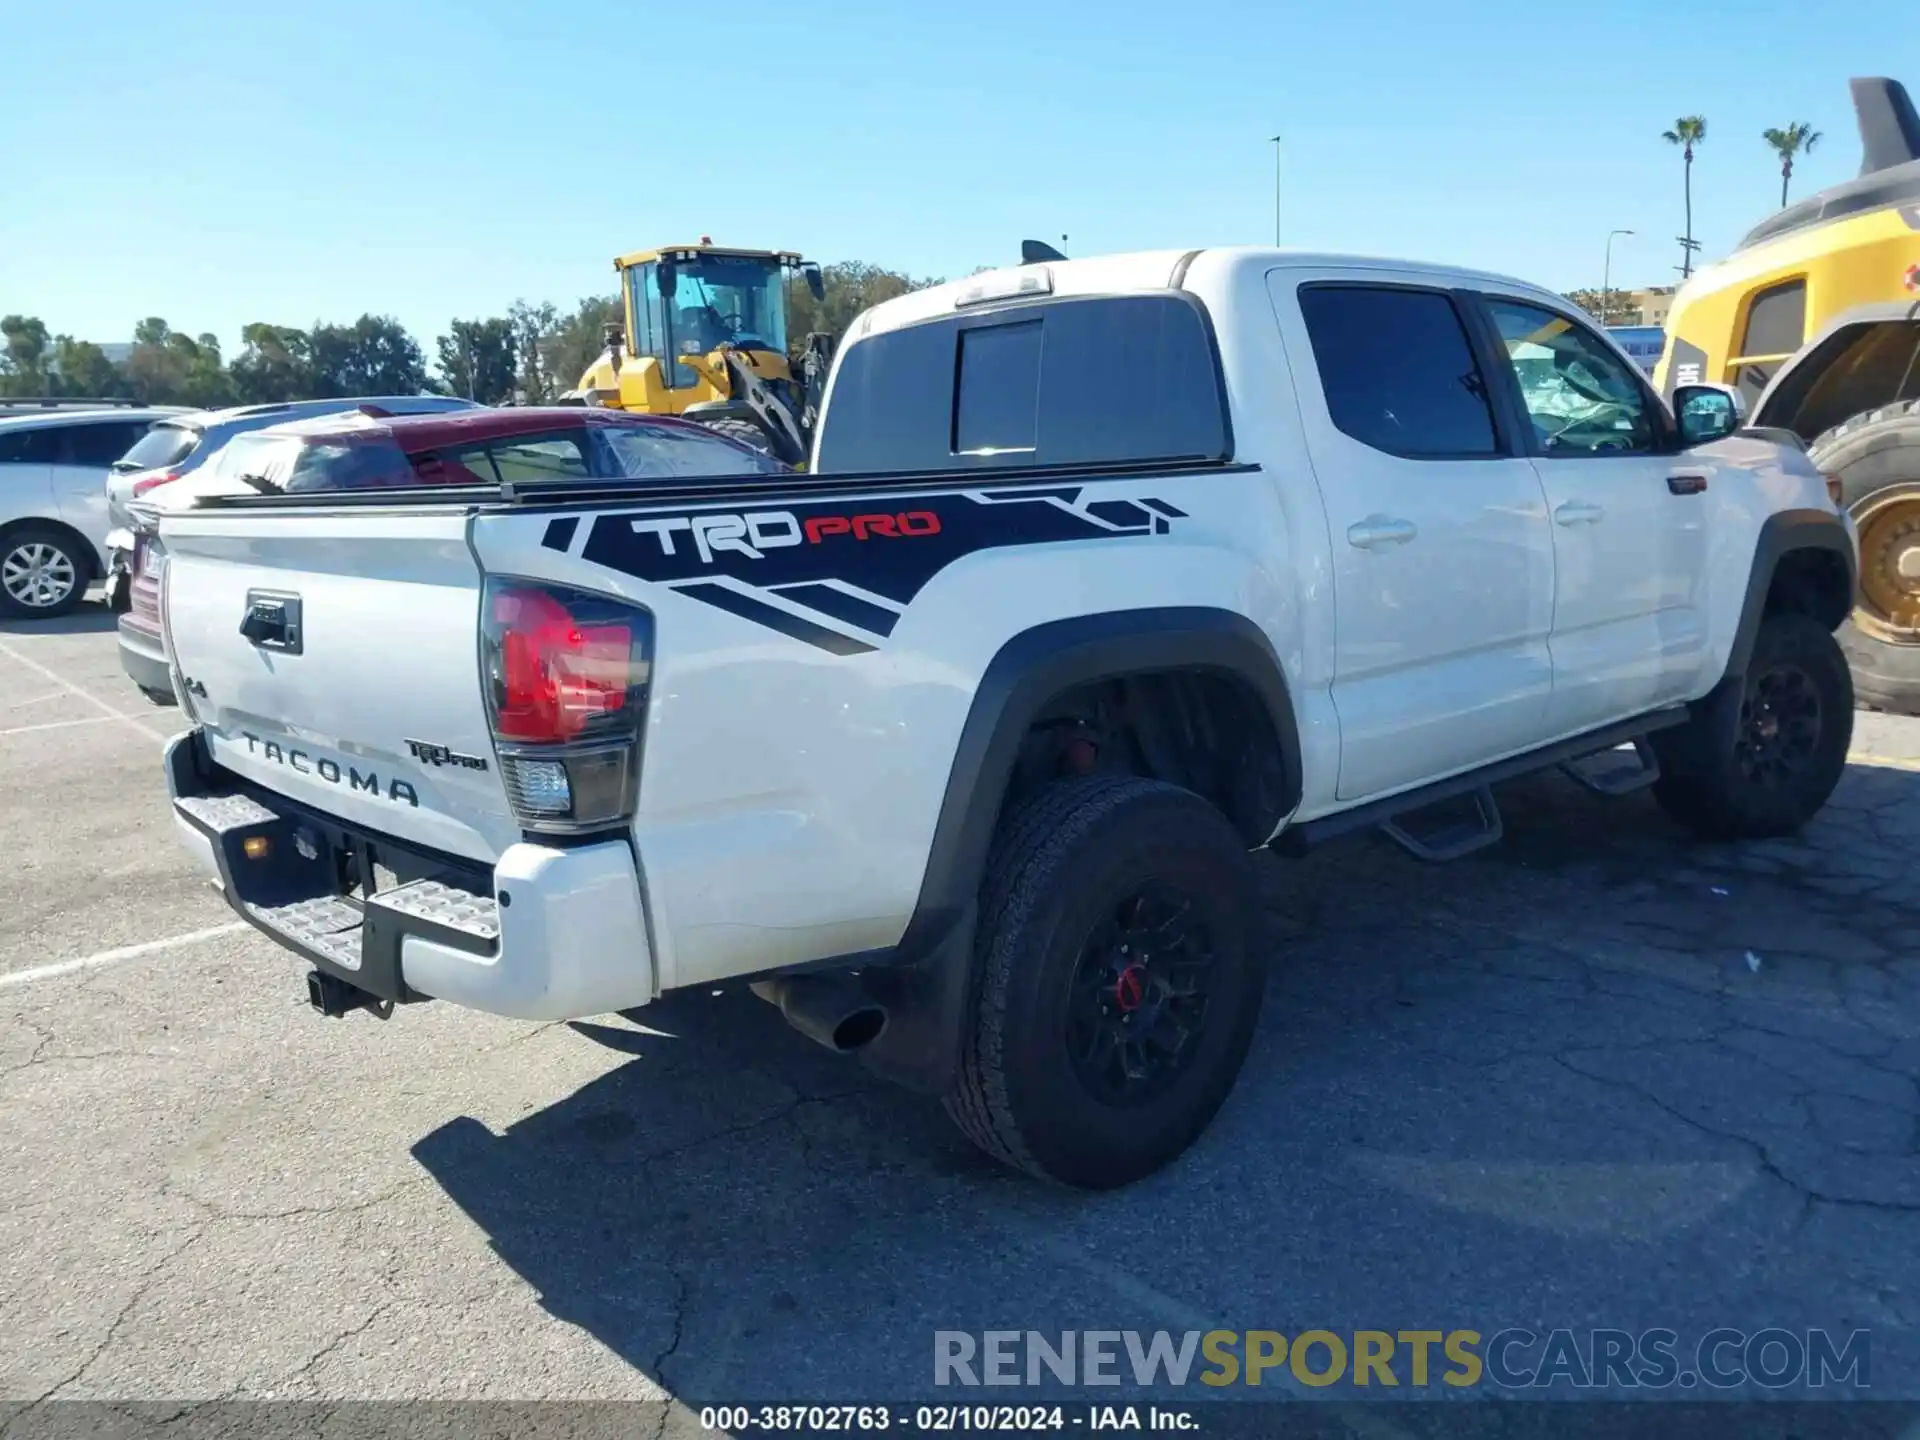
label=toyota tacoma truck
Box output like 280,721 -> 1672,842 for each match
152,247 -> 1858,1189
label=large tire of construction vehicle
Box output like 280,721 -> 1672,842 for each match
1810,400 -> 1920,714
698,416 -> 778,462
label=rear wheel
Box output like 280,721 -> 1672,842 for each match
942,775 -> 1266,1189
1808,401 -> 1920,713
0,525 -> 89,619
1650,611 -> 1853,840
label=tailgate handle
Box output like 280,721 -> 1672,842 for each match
240,591 -> 302,654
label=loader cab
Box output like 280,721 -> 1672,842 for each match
612,245 -> 823,408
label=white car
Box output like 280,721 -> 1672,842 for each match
154,247 -> 1858,1188
0,401 -> 188,619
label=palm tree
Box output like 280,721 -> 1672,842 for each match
1662,116 -> 1708,277
1763,122 -> 1822,208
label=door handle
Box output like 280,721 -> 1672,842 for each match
1554,501 -> 1605,527
1347,515 -> 1418,549
1667,472 -> 1709,496
239,590 -> 302,653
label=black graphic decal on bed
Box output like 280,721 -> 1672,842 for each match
550,487 -> 1187,655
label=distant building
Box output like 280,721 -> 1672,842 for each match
1613,287 -> 1675,327
1607,325 -> 1666,377
96,343 -> 132,363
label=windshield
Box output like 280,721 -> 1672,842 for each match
668,254 -> 788,357
115,421 -> 201,472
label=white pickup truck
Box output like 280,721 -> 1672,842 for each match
153,247 -> 1858,1188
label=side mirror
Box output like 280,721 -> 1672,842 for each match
657,261 -> 678,302
804,264 -> 825,302
1674,383 -> 1746,445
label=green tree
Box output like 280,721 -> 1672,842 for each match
51,337 -> 128,398
543,295 -> 621,399
785,262 -> 942,352
1662,115 -> 1708,277
230,324 -> 313,403
1763,122 -> 1822,208
0,314 -> 52,395
436,318 -> 518,402
507,300 -> 561,402
306,315 -> 428,397
124,320 -> 233,407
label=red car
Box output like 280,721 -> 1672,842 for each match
119,406 -> 786,705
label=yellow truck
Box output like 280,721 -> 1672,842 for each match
566,241 -> 832,466
1655,77 -> 1920,711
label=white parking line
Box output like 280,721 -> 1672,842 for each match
0,635 -> 169,742
0,922 -> 249,990
0,714 -> 127,739
1851,750 -> 1920,772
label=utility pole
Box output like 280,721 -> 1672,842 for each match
1603,228 -> 1634,327
1269,135 -> 1283,245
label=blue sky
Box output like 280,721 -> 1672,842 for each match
1,0 -> 1906,359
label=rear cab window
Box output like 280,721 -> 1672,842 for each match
116,422 -> 202,473
814,292 -> 1232,475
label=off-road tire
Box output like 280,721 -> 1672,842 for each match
1650,611 -> 1853,840
942,775 -> 1266,1189
697,416 -> 778,460
0,524 -> 90,620
1808,401 -> 1920,714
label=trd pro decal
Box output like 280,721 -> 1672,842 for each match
552,488 -> 1186,654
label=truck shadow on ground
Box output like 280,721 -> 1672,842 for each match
0,598 -> 119,636
410,758 -> 1920,1408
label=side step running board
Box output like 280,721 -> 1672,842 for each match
1558,737 -> 1660,796
1378,786 -> 1503,863
1272,708 -> 1688,861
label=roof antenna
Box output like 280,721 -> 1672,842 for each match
1851,76 -> 1920,175
1021,239 -> 1067,264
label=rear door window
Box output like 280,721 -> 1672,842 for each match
434,432 -> 592,485
56,420 -> 151,467
0,427 -> 62,465
1295,284 -> 1501,458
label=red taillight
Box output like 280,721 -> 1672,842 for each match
481,580 -> 653,832
130,469 -> 180,498
488,586 -> 637,742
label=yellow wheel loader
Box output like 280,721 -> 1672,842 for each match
565,241 -> 835,468
1655,77 -> 1920,711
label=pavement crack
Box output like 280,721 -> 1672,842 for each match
3,1226 -> 207,1419
1554,1053 -> 1920,1217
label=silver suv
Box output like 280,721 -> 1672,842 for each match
0,400 -> 189,620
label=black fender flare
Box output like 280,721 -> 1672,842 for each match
1751,299 -> 1920,436
853,605 -> 1302,1094
1722,508 -> 1858,681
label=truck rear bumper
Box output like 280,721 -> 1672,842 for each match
164,730 -> 655,1021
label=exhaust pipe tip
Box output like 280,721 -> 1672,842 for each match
751,975 -> 889,1053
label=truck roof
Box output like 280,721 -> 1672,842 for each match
854,247 -> 1568,339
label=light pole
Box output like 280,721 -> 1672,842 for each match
1269,135 -> 1283,245
1603,228 -> 1634,328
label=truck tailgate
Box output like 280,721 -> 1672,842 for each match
156,508 -> 518,863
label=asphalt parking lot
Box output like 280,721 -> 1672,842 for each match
3,599 -> 1919,1433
